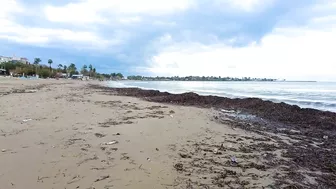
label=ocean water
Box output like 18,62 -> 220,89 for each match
107,81 -> 336,112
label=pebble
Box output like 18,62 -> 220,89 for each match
1,149 -> 6,152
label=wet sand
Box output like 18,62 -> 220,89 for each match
0,79 -> 335,188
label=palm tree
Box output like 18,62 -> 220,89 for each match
63,65 -> 67,73
33,58 -> 41,75
34,58 -> 41,65
81,65 -> 87,75
67,63 -> 77,76
58,64 -> 63,70
92,68 -> 96,77
89,64 -> 93,77
48,59 -> 53,71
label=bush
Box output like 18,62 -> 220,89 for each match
38,69 -> 50,78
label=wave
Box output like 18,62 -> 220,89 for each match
107,81 -> 336,112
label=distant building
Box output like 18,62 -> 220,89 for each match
12,55 -> 20,61
0,55 -> 30,64
0,56 -> 12,63
20,57 -> 29,64
71,74 -> 83,79
0,68 -> 6,75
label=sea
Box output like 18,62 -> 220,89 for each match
107,81 -> 336,113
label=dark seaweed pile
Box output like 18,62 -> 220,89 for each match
89,84 -> 336,135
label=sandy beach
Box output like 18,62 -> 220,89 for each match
0,78 -> 335,189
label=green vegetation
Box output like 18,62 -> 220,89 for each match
1,58 -> 275,81
0,59 -> 123,80
48,59 -> 53,71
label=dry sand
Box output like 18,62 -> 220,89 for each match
0,78 -> 324,188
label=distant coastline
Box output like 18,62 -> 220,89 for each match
285,80 -> 317,82
126,75 -> 279,82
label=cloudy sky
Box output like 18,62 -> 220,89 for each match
1,0 -> 336,81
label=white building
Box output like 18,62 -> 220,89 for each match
0,56 -> 13,63
0,55 -> 29,64
20,58 -> 29,64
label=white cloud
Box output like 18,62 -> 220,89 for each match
44,0 -> 194,24
143,0 -> 336,81
118,16 -> 142,24
147,25 -> 336,81
153,21 -> 177,27
0,0 -> 24,18
0,19 -> 113,49
44,3 -> 107,24
311,15 -> 336,24
213,0 -> 275,12
0,0 -> 123,50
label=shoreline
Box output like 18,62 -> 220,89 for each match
106,80 -> 335,112
90,84 -> 336,133
0,79 -> 335,188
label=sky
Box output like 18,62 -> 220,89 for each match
1,0 -> 336,81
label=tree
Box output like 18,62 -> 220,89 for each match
57,64 -> 63,72
33,58 -> 41,75
34,58 -> 41,66
63,65 -> 67,73
116,73 -> 123,79
89,64 -> 93,77
38,68 -> 51,78
48,59 -> 53,71
81,64 -> 88,75
92,68 -> 96,77
67,63 -> 77,76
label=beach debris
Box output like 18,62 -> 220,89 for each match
94,133 -> 106,138
179,153 -> 192,158
170,114 -> 174,118
231,156 -> 238,164
120,153 -> 130,160
22,118 -> 32,122
1,149 -> 6,152
221,109 -> 235,113
290,129 -> 300,134
94,175 -> 110,182
147,158 -> 151,161
219,143 -> 225,150
174,163 -> 184,171
25,89 -> 38,93
213,148 -> 220,154
101,141 -> 118,145
156,148 -> 159,151
323,135 -> 328,140
81,148 -> 89,151
37,176 -> 49,183
116,133 -> 120,135
169,110 -> 175,114
100,147 -> 106,151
